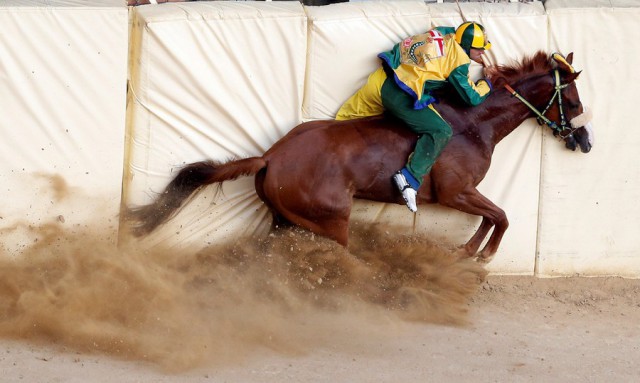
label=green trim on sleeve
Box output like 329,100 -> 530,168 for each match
448,64 -> 490,106
433,26 -> 455,36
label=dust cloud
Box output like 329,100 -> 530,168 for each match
0,218 -> 486,371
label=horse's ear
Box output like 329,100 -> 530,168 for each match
566,52 -> 574,65
566,70 -> 582,83
552,52 -> 576,73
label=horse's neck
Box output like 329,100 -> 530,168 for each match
486,70 -> 557,146
483,87 -> 534,146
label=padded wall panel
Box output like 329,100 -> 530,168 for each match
412,2 -> 548,275
415,2 -> 548,274
302,1 -> 548,274
124,2 -> 307,249
122,1 -> 640,277
303,1 -> 431,239
302,0 -> 430,120
0,0 -> 127,254
537,0 -> 640,277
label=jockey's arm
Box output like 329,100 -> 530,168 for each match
447,64 -> 492,106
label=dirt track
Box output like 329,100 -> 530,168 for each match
2,275 -> 639,383
1,222 -> 639,382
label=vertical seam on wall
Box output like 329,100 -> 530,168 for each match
534,129 -> 544,277
301,6 -> 314,120
534,10 -> 552,277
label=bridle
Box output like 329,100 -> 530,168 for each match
504,69 -> 577,140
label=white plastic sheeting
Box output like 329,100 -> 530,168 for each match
123,0 -> 640,275
537,0 -> 640,277
0,0 -> 127,253
125,2 -> 307,248
302,0 -> 431,119
413,1 -> 548,274
124,1 -> 546,274
303,1 -> 548,274
302,1 -> 429,264
4,0 -> 639,276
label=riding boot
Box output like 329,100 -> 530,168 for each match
393,168 -> 419,213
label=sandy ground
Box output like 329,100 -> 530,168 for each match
2,274 -> 639,383
1,222 -> 638,383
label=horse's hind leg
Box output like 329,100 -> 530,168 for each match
271,195 -> 352,246
256,161 -> 353,247
285,213 -> 351,246
254,167 -> 294,230
254,168 -> 279,229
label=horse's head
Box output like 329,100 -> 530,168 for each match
544,52 -> 594,153
492,51 -> 594,153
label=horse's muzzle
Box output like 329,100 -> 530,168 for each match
570,108 -> 594,153
579,138 -> 592,153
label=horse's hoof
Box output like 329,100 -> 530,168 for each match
476,253 -> 495,264
452,247 -> 472,260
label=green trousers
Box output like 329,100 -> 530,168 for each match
381,78 -> 452,187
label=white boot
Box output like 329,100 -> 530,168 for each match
393,171 -> 418,213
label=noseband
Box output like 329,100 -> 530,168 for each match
504,69 -> 576,139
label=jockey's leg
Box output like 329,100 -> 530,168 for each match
381,78 -> 452,187
406,121 -> 452,185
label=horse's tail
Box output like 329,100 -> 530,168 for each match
127,157 -> 266,237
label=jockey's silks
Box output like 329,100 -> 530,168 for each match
335,26 -> 493,188
378,26 -> 491,110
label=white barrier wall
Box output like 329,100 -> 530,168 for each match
537,0 -> 640,277
123,0 -> 640,276
3,0 -> 638,276
302,1 -> 428,256
0,0 -> 128,253
418,1 -> 548,274
303,1 -> 548,274
302,0 -> 431,120
125,2 -> 307,248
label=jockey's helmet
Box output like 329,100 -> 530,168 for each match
455,22 -> 492,53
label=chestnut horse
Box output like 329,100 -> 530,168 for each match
128,51 -> 593,260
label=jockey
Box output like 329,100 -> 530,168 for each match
336,22 -> 493,213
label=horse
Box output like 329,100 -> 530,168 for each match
127,51 -> 594,260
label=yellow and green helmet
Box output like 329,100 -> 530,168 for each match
455,22 -> 492,53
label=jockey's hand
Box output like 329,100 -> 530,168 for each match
483,66 -> 499,78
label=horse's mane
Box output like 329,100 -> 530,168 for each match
433,51 -> 553,103
488,50 -> 553,88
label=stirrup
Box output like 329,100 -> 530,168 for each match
393,172 -> 418,213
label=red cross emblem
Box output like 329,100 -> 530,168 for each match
429,30 -> 445,57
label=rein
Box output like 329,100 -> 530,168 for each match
504,69 -> 575,139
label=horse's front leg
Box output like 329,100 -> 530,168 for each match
461,217 -> 493,256
477,209 -> 509,261
439,187 -> 509,261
